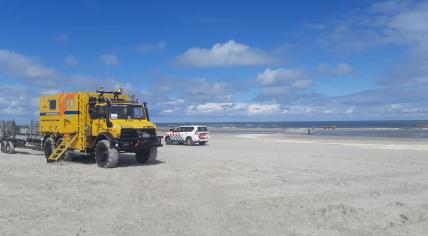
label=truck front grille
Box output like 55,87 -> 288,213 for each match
120,128 -> 156,140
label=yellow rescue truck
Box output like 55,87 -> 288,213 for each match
40,88 -> 162,168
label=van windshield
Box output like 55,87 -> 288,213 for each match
110,104 -> 146,120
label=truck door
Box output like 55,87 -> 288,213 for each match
61,94 -> 79,133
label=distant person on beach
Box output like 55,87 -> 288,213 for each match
308,128 -> 311,135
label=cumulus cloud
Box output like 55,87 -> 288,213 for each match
0,49 -> 57,80
100,53 -> 119,65
318,63 -> 352,76
136,41 -> 166,53
257,68 -> 304,86
255,67 -> 312,103
176,40 -> 276,67
65,54 -> 78,66
0,85 -> 39,118
186,102 -> 283,116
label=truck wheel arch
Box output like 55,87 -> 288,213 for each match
95,133 -> 114,146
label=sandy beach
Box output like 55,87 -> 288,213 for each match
1,132 -> 427,235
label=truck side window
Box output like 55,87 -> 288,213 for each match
49,100 -> 56,110
94,106 -> 108,119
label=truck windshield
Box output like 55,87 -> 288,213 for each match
110,104 -> 146,120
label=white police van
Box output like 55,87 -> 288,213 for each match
164,126 -> 209,145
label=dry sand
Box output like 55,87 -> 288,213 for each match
1,132 -> 428,235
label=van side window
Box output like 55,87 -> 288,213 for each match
184,127 -> 194,132
49,100 -> 56,110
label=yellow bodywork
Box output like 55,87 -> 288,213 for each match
40,92 -> 156,152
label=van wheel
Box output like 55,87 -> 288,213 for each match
186,137 -> 193,146
95,140 -> 118,168
6,141 -> 15,154
43,138 -> 55,162
165,136 -> 172,145
199,141 -> 206,145
1,141 -> 7,153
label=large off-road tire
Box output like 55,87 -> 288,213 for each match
136,147 -> 157,164
186,137 -> 193,146
1,141 -> 7,153
95,140 -> 118,168
199,141 -> 206,145
43,138 -> 55,163
6,141 -> 15,154
165,136 -> 173,145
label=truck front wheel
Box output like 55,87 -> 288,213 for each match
95,140 -> 118,168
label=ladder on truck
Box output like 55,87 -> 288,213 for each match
48,134 -> 78,162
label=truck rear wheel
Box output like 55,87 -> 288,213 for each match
43,138 -> 55,162
95,140 -> 118,168
136,147 -> 157,164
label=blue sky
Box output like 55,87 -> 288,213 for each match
1,0 -> 428,122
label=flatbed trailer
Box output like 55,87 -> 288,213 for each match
0,121 -> 42,153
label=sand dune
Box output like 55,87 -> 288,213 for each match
0,133 -> 427,235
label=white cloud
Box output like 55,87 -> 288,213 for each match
318,63 -> 352,76
177,40 -> 276,67
257,68 -> 304,86
255,67 -> 312,103
100,53 -> 119,65
291,79 -> 312,89
65,54 -> 78,66
186,102 -> 283,116
0,49 -> 57,79
136,41 -> 166,53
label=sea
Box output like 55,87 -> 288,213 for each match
158,120 -> 428,139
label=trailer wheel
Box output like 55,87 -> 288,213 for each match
6,141 -> 15,154
95,140 -> 118,168
43,138 -> 55,163
165,136 -> 172,145
1,141 -> 7,153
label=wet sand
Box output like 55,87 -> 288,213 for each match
0,132 -> 427,235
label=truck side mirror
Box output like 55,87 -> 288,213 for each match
143,102 -> 150,121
